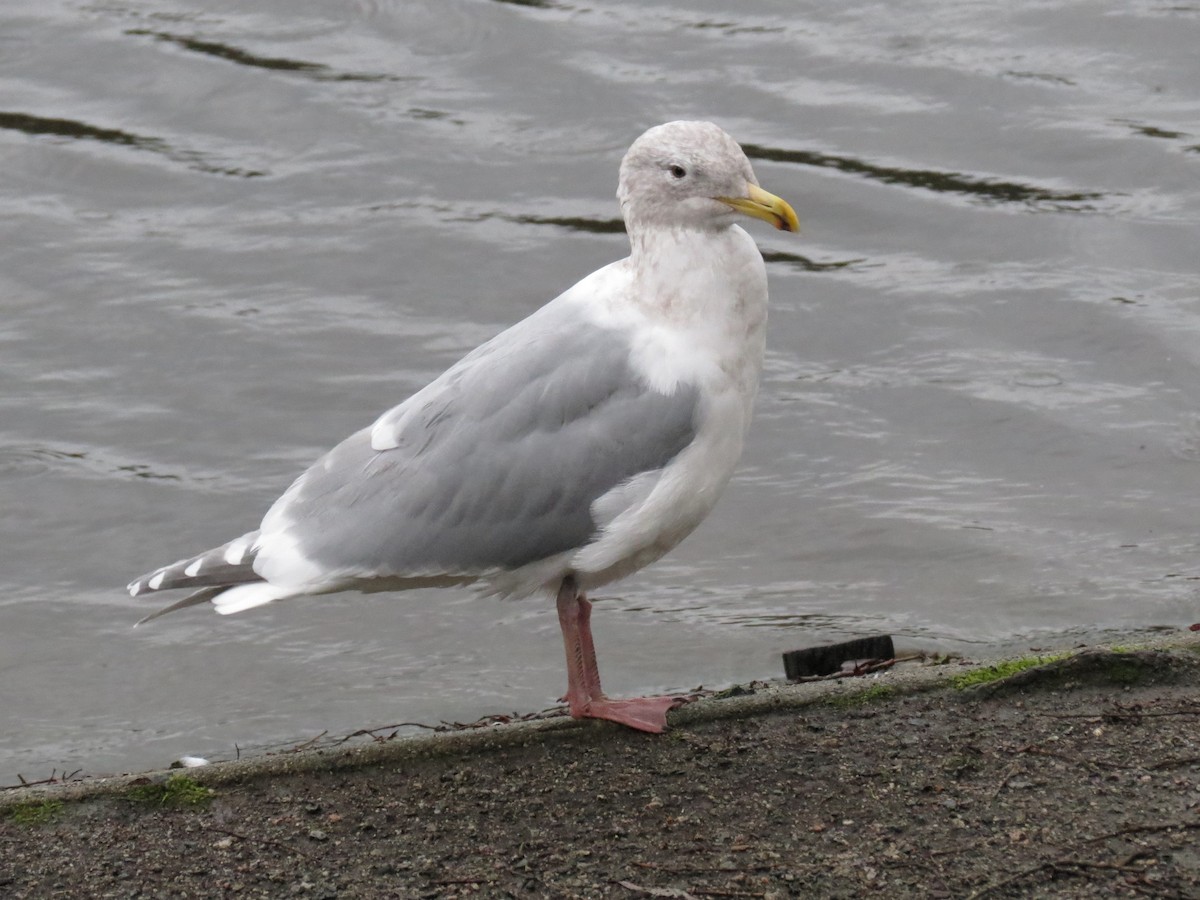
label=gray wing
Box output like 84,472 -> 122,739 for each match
259,303 -> 700,578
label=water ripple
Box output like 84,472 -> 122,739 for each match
510,214 -> 626,234
760,250 -> 869,273
490,0 -> 565,8
742,143 -> 1104,210
0,110 -> 266,178
125,29 -> 407,83
0,442 -> 271,493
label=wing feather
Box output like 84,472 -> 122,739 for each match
257,302 -> 700,580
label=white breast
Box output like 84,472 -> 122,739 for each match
569,224 -> 770,590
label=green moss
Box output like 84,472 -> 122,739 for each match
125,774 -> 213,807
7,800 -> 63,826
951,653 -> 1070,690
825,683 -> 895,708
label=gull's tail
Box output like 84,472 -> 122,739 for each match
128,531 -> 296,624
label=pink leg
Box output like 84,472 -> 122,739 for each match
555,576 -> 681,733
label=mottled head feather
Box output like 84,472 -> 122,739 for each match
617,121 -> 759,233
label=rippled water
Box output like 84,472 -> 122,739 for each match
2,0 -> 1198,783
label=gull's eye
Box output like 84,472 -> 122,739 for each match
669,164 -> 687,179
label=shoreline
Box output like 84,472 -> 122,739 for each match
3,631 -> 1198,897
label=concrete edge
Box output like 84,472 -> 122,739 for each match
3,630 -> 1196,812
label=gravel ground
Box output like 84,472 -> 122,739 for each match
2,642 -> 1199,899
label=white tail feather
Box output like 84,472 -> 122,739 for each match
211,583 -> 297,615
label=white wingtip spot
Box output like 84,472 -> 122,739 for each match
148,571 -> 166,591
184,559 -> 203,577
224,539 -> 249,566
128,581 -> 141,597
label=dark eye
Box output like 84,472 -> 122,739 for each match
669,164 -> 687,179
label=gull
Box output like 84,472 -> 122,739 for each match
128,120 -> 798,733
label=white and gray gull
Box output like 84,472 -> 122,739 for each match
128,120 -> 799,733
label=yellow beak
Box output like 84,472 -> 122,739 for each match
716,183 -> 800,233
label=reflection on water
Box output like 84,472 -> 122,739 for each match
126,29 -> 404,83
0,110 -> 267,177
759,250 -> 868,273
1,0 -> 1199,782
508,214 -> 626,233
743,143 -> 1105,209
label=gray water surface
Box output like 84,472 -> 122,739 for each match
2,0 -> 1199,783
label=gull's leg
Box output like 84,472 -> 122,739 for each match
556,576 -> 593,718
555,575 -> 681,733
573,591 -> 604,699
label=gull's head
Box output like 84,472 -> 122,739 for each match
617,120 -> 799,236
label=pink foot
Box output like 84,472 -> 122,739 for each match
577,695 -> 684,733
555,576 -> 686,733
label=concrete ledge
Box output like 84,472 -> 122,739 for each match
4,629 -> 1196,812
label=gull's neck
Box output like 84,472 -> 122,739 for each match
624,222 -> 768,327
619,221 -> 769,408
610,220 -> 769,427
627,219 -> 733,265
